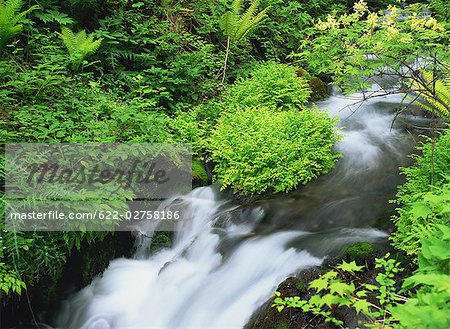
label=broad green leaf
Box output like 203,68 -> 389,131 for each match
337,260 -> 364,273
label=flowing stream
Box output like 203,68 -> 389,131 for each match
55,90 -> 430,329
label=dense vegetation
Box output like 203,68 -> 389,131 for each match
1,0 -> 449,328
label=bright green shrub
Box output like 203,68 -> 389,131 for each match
0,262 -> 26,296
0,58 -> 170,143
208,106 -> 339,195
391,130 -> 450,256
223,61 -> 312,111
192,158 -> 208,184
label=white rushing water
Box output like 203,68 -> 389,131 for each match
56,187 -> 326,329
55,90 -> 425,329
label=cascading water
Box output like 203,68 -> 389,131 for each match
54,90 -> 429,329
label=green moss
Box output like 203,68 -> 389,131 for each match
275,319 -> 289,329
295,67 -> 310,78
192,158 -> 208,183
309,77 -> 329,100
343,242 -> 375,261
293,278 -> 306,293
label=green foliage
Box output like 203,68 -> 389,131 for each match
273,256 -> 403,328
169,107 -> 209,157
219,0 -> 269,44
57,27 -> 103,71
309,77 -> 329,100
392,183 -> 450,257
34,8 -> 74,26
274,229 -> 450,329
412,72 -> 450,120
208,106 -> 340,195
392,130 -> 450,256
223,62 -> 312,110
94,8 -> 223,111
0,227 -> 27,296
389,225 -> 450,329
218,0 -> 269,82
0,0 -> 38,50
295,1 -> 450,118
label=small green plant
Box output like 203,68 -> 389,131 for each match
273,256 -> 404,328
208,106 -> 339,195
392,183 -> 450,256
0,262 -> 26,296
57,26 -> 103,70
218,0 -> 269,82
0,0 -> 38,49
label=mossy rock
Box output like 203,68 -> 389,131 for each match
192,158 -> 208,184
295,67 -> 310,78
309,77 -> 329,100
343,242 -> 375,261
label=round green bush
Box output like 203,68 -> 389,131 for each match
208,106 -> 340,195
224,61 -> 311,111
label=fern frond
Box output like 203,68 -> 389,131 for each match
0,0 -> 38,49
234,4 -> 269,41
219,12 -> 237,37
57,26 -> 103,71
219,0 -> 269,43
412,71 -> 450,120
231,0 -> 244,15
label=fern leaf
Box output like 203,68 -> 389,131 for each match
219,12 -> 237,37
0,0 -> 38,49
58,26 -> 103,71
412,71 -> 450,120
219,0 -> 269,43
234,5 -> 269,41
